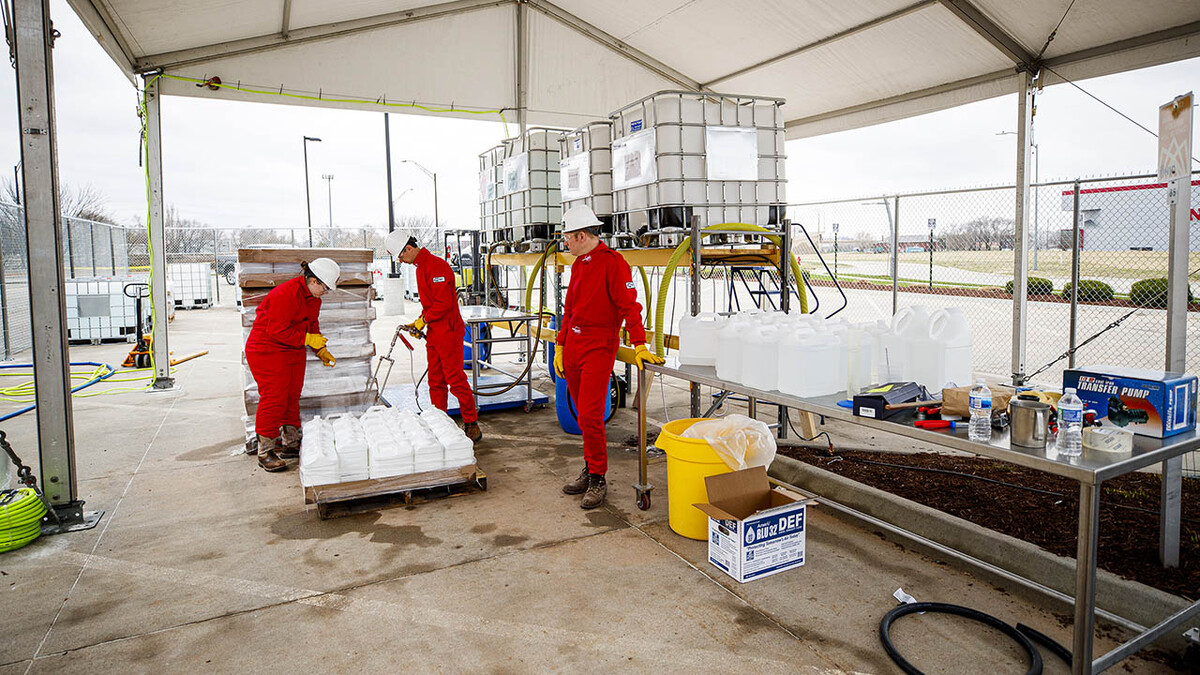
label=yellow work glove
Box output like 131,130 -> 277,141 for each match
413,316 -> 426,331
633,344 -> 664,370
304,333 -> 327,350
316,347 -> 336,368
553,346 -> 565,378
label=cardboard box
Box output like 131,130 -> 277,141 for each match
694,466 -> 815,583
1064,366 -> 1197,438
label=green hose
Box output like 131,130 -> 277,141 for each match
0,487 -> 46,553
523,242 -> 558,314
653,223 -> 809,356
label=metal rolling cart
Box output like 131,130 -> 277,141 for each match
460,305 -> 541,412
632,361 -> 1200,675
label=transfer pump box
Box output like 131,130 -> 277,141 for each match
1063,366 -> 1197,438
694,466 -> 815,583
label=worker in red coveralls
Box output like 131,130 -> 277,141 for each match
385,232 -> 483,444
554,205 -> 664,508
244,258 -> 340,472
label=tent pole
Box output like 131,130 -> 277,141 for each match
143,74 -> 174,390
1010,68 -> 1036,386
515,0 -> 528,134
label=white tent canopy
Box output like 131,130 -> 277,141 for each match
68,0 -> 1200,137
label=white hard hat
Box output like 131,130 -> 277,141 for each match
385,230 -> 419,257
562,205 -> 602,233
306,257 -> 340,290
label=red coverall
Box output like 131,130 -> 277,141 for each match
558,242 -> 645,475
414,248 -> 478,424
244,276 -> 321,438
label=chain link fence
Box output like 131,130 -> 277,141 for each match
790,172 -> 1200,389
0,198 -> 393,359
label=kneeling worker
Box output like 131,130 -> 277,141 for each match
385,232 -> 483,443
244,258 -> 340,472
555,205 -> 663,508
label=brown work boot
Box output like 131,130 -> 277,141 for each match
256,434 -> 288,472
278,425 -> 302,459
580,473 -> 607,509
463,421 -> 483,444
562,465 -> 590,495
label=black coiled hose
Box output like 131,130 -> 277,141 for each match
879,602 -> 1052,675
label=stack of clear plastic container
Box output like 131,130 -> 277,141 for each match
395,410 -> 445,473
420,408 -> 475,468
330,413 -> 370,482
361,407 -> 415,479
298,416 -> 339,487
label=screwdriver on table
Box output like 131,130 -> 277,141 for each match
914,419 -> 959,430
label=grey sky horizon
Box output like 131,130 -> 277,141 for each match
0,0 -> 1195,236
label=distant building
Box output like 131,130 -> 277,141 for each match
1059,179 -> 1200,251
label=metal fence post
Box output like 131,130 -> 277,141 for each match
689,213 -> 701,418
88,221 -> 96,275
1068,180 -> 1081,368
0,216 -> 9,360
889,195 -> 900,315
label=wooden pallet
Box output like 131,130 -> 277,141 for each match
237,247 -> 373,264
303,464 -> 486,519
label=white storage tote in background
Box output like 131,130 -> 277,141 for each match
559,121 -> 614,220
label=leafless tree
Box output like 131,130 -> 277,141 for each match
2,178 -> 117,224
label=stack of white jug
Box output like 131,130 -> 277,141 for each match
677,305 -> 972,398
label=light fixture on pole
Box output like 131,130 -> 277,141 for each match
399,159 -> 439,253
322,174 -> 334,230
302,136 -> 322,247
997,130 -> 1039,270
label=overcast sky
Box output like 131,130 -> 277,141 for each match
0,0 -> 1194,235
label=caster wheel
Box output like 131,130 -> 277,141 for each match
523,402 -> 534,413
636,492 -> 651,511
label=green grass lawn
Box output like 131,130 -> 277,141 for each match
833,249 -> 1199,280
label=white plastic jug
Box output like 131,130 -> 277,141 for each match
678,312 -> 724,366
741,326 -> 781,391
824,324 -> 849,393
845,324 -> 874,396
892,305 -> 933,385
928,307 -> 973,389
779,331 -> 841,398
865,320 -> 892,384
715,315 -> 750,382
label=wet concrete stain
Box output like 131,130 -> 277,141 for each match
270,511 -> 443,548
728,600 -> 776,631
584,511 -> 623,529
492,534 -> 529,547
176,437 -> 245,462
470,523 -> 498,534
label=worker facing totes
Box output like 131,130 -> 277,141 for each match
244,258 -> 340,472
556,205 -> 664,509
385,231 -> 483,444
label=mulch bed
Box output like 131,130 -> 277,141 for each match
778,446 -> 1200,600
806,277 -> 1200,312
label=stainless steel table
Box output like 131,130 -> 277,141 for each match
460,305 -> 538,412
634,362 -> 1200,674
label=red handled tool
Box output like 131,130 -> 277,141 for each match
915,420 -> 959,430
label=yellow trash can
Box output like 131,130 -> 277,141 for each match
656,418 -> 733,540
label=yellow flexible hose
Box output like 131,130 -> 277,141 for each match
653,223 -> 809,356
638,266 -> 653,333
523,242 -> 558,314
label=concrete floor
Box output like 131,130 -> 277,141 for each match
0,302 -> 1179,673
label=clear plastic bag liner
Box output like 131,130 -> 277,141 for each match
680,414 -> 777,471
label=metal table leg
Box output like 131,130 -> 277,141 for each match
1074,481 -> 1101,675
635,367 -> 652,510
1160,456 -> 1181,567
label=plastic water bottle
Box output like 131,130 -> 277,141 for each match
968,379 -> 992,442
1056,388 -> 1084,457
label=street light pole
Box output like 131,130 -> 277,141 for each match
302,136 -> 322,247
384,114 -> 398,276
400,160 -> 439,254
322,174 -> 334,230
